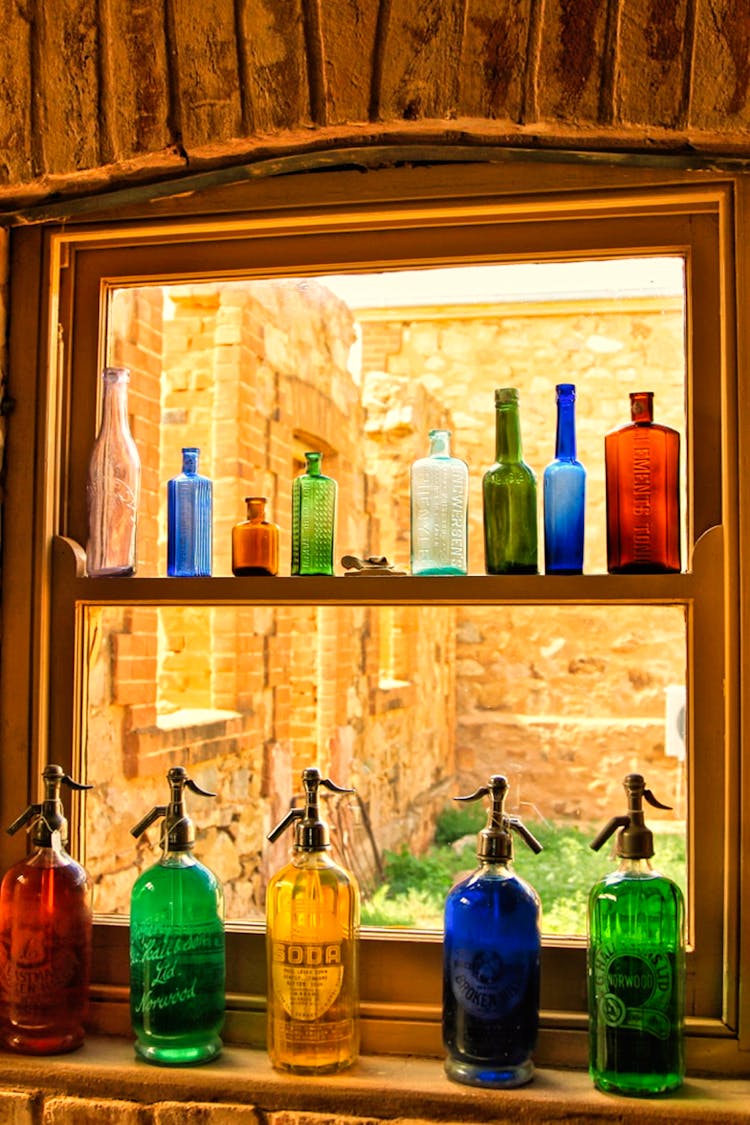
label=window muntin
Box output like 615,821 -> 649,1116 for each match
3,167 -> 739,1064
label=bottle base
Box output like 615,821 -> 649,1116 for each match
445,1056 -> 534,1089
134,1035 -> 222,1067
592,1072 -> 684,1097
1,1031 -> 85,1055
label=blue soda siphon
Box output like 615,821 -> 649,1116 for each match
443,775 -> 543,1088
129,767 -> 225,1066
410,428 -> 469,575
167,447 -> 213,576
588,774 -> 685,1096
543,383 -> 586,574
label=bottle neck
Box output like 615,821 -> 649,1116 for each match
246,497 -> 266,522
304,452 -> 323,476
617,857 -> 654,876
630,391 -> 654,425
429,429 -> 451,458
101,369 -> 130,431
555,387 -> 577,459
494,401 -> 523,461
181,447 -> 200,474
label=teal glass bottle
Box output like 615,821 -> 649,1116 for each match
543,383 -> 586,574
167,447 -> 213,576
410,429 -> 469,575
291,451 -> 337,575
130,767 -> 225,1066
588,774 -> 685,1096
443,776 -> 542,1089
483,388 -> 538,574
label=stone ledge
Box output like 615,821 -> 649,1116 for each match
0,1038 -> 747,1124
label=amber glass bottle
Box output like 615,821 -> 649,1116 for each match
605,392 -> 680,574
232,496 -> 280,576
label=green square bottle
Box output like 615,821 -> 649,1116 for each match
483,388 -> 538,574
291,452 -> 337,575
587,774 -> 685,1096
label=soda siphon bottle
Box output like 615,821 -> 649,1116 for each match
588,773 -> 685,1096
410,428 -> 469,575
167,447 -> 213,576
543,383 -> 586,574
483,388 -> 538,574
266,768 -> 360,1074
443,775 -> 543,1088
291,452 -> 337,575
130,767 -> 225,1066
0,765 -> 93,1054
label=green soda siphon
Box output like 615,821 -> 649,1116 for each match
587,773 -> 685,1096
129,767 -> 225,1066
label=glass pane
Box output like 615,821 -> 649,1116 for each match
83,603 -> 687,937
105,258 -> 687,579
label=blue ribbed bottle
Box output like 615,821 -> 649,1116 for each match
167,448 -> 212,577
410,429 -> 469,575
543,383 -> 586,574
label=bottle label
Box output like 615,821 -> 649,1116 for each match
450,947 -> 529,1018
130,925 -> 225,1021
271,939 -> 344,1020
593,947 -> 673,1038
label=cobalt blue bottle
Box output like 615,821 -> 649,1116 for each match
167,447 -> 212,576
543,383 -> 586,574
443,775 -> 543,1088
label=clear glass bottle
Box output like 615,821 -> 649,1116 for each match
605,391 -> 680,573
86,365 -> 141,576
232,496 -> 280,576
483,388 -> 538,574
167,447 -> 213,577
543,383 -> 586,574
266,768 -> 359,1074
443,775 -> 542,1089
130,767 -> 225,1066
0,765 -> 93,1054
291,452 -> 337,576
588,774 -> 685,1096
410,428 -> 469,575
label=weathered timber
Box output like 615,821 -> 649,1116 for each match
319,0 -> 380,124
237,0 -> 311,133
536,0 -> 612,122
376,0 -> 468,121
459,0 -> 533,123
168,0 -> 243,150
615,0 -> 694,130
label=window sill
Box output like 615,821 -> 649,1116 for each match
0,1038 -> 748,1124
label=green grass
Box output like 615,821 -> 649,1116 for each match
361,804 -> 687,934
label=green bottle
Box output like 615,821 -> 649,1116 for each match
129,767 -> 225,1066
483,388 -> 538,574
291,451 -> 337,575
587,774 -> 685,1096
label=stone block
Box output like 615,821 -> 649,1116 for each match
0,1089 -> 36,1125
42,1097 -> 146,1124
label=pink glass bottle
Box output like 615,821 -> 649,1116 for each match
86,365 -> 141,576
0,765 -> 93,1054
605,392 -> 680,574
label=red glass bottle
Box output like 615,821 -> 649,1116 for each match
605,392 -> 681,574
0,765 -> 93,1054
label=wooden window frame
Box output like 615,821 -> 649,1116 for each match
1,158 -> 747,1074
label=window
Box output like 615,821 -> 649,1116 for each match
2,159 -> 744,1071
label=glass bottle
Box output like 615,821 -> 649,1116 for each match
0,765 -> 93,1054
266,768 -> 359,1074
232,496 -> 280,576
86,365 -> 141,576
443,775 -> 542,1089
483,388 -> 538,574
605,391 -> 680,573
291,452 -> 337,576
410,429 -> 469,575
543,383 -> 586,574
130,767 -> 225,1066
588,774 -> 685,1096
167,447 -> 213,577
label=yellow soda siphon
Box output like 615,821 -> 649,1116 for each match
265,768 -> 359,1074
